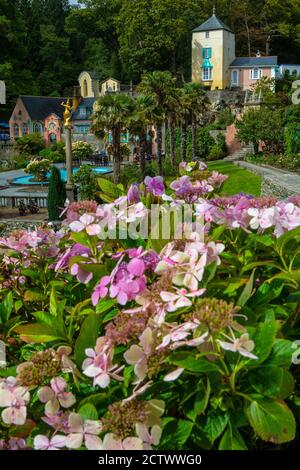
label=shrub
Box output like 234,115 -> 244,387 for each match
0,163 -> 300,451
47,166 -> 66,221
120,163 -> 142,186
14,133 -> 45,155
24,158 -> 51,181
73,164 -> 98,200
39,148 -> 64,163
72,141 -> 93,161
207,144 -> 225,161
51,140 -> 66,158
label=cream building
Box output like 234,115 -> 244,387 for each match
78,71 -> 100,98
192,11 -> 236,90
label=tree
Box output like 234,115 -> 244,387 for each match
92,93 -> 134,183
127,94 -> 156,179
115,0 -> 203,81
183,82 -> 208,160
236,106 -> 284,154
47,166 -> 66,221
138,71 -> 175,175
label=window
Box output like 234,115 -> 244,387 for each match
79,107 -> 86,116
14,124 -> 19,138
250,68 -> 262,80
83,79 -> 88,97
202,68 -> 212,81
33,123 -> 42,134
231,70 -> 239,85
74,125 -> 90,134
205,31 -> 209,38
202,47 -> 212,59
22,123 -> 28,135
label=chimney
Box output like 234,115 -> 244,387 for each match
72,86 -> 82,110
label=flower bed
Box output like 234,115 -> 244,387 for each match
0,161 -> 300,451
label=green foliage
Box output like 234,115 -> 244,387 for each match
73,164 -> 98,201
14,133 -> 45,156
40,148 -> 64,163
120,163 -> 142,187
24,158 -> 51,181
47,166 -> 66,221
72,141 -> 93,161
246,153 -> 300,171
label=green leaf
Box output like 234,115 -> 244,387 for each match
0,292 -> 13,323
248,367 -> 284,398
78,403 -> 98,420
237,270 -> 255,307
74,313 -> 101,368
97,177 -> 122,198
276,226 -> 300,252
277,370 -> 295,399
24,290 -> 46,303
0,366 -> 17,377
78,392 -> 108,408
175,420 -> 194,447
245,398 -> 296,444
168,351 -> 221,373
204,411 -> 228,444
95,299 -> 116,315
266,339 -> 296,367
15,324 -> 64,343
219,425 -> 248,450
78,263 -> 107,276
31,311 -> 57,327
250,319 -> 278,365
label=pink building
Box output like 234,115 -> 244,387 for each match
229,55 -> 277,91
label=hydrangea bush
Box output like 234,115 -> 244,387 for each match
0,161 -> 300,450
24,158 -> 51,182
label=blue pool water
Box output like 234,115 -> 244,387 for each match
11,167 -> 112,185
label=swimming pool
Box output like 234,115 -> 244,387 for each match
11,167 -> 113,185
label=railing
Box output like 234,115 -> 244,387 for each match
0,195 -> 47,208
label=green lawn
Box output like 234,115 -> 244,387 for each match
207,161 -> 262,196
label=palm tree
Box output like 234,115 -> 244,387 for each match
165,87 -> 181,169
138,71 -> 176,175
92,93 -> 134,184
179,83 -> 209,161
127,94 -> 156,180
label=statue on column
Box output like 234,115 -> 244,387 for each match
61,98 -> 72,129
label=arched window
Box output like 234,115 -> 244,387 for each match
14,124 -> 19,138
33,123 -> 42,134
83,79 -> 88,97
22,123 -> 28,135
49,133 -> 57,144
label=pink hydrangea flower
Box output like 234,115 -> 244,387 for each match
69,214 -> 101,236
218,333 -> 258,360
160,287 -> 205,312
136,423 -> 162,450
66,413 -> 102,450
82,344 -> 124,388
101,433 -> 143,450
38,377 -> 76,414
34,434 -> 66,450
0,377 -> 30,425
124,328 -> 154,382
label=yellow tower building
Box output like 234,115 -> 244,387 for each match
192,10 -> 235,90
